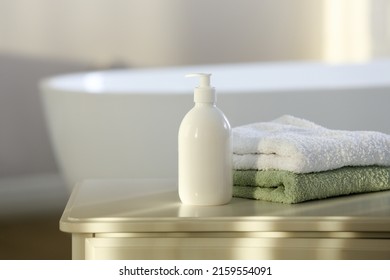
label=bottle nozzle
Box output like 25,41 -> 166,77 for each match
185,73 -> 212,88
186,73 -> 216,103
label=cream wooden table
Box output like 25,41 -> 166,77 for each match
60,179 -> 390,260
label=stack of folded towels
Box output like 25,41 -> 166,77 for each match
232,115 -> 390,203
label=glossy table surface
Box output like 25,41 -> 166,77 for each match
60,178 -> 390,234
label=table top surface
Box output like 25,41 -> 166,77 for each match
60,179 -> 390,233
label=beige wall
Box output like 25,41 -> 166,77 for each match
0,0 -> 325,67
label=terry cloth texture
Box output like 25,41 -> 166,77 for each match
233,166 -> 390,204
233,115 -> 390,173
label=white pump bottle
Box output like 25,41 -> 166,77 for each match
178,73 -> 232,205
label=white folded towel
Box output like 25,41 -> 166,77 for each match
233,115 -> 390,173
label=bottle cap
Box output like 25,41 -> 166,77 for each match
186,73 -> 216,103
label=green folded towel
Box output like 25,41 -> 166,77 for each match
233,166 -> 390,204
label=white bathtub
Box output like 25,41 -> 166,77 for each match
41,60 -> 390,190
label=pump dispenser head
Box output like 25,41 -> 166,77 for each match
186,73 -> 216,103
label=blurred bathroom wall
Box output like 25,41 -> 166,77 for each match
0,0 -> 326,68
2,0 -> 389,68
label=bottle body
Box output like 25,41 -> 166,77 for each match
178,103 -> 232,205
